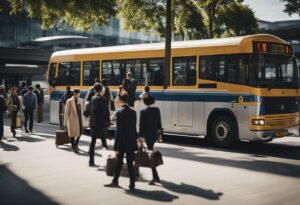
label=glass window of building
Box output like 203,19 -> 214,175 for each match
57,62 -> 80,86
173,56 -> 197,86
83,61 -> 100,86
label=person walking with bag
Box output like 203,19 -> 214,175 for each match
104,91 -> 138,191
22,86 -> 37,133
7,87 -> 20,137
88,84 -> 110,166
139,93 -> 162,185
64,88 -> 83,153
0,87 -> 7,140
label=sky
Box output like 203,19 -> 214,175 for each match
243,0 -> 299,21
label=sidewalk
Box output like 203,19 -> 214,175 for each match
1,126 -> 300,205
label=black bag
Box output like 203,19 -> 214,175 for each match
106,154 -> 139,179
135,146 -> 163,167
55,129 -> 70,147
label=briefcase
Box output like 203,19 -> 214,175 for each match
55,129 -> 70,147
151,151 -> 163,167
106,155 -> 139,179
135,149 -> 163,167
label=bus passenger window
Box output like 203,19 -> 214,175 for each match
172,56 -> 196,86
48,63 -> 57,86
200,56 -> 215,80
83,61 -> 100,86
148,59 -> 164,85
238,58 -> 247,84
57,62 -> 80,86
226,56 -> 237,83
102,60 -> 122,85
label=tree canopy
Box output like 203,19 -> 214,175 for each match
6,0 -> 258,39
281,0 -> 300,16
7,0 -> 117,30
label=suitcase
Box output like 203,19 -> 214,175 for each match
106,155 -> 139,179
55,129 -> 70,147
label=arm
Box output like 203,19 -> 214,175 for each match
157,108 -> 162,130
139,110 -> 145,138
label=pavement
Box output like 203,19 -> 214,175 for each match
1,121 -> 300,205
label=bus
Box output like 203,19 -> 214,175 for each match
47,34 -> 299,148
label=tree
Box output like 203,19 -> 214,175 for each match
217,2 -> 258,37
117,0 -> 208,39
7,0 -> 117,31
281,0 -> 300,16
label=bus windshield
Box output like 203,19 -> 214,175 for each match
253,54 -> 297,88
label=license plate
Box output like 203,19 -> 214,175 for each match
276,130 -> 288,137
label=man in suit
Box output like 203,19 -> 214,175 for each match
88,84 -> 110,166
122,72 -> 136,107
7,87 -> 20,137
139,93 -> 162,185
33,84 -> 44,123
0,87 -> 7,140
104,91 -> 138,191
22,86 -> 37,133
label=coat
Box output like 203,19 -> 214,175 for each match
64,96 -> 83,138
89,94 -> 110,128
114,105 -> 138,153
139,106 -> 162,144
7,94 -> 20,114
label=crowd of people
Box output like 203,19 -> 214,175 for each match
60,72 -> 162,191
0,83 -> 44,139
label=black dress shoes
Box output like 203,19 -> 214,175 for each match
104,182 -> 119,188
89,162 -> 96,167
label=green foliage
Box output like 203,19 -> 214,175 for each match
218,2 -> 258,37
7,0 -> 117,31
281,0 -> 300,16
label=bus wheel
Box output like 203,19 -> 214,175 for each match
210,115 -> 237,148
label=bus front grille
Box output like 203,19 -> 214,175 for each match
265,114 -> 298,127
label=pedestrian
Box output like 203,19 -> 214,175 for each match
20,83 -> 28,97
102,79 -> 114,111
139,85 -> 150,99
139,93 -> 162,185
104,91 -> 138,191
7,87 -> 20,137
59,86 -> 73,129
123,72 -> 137,107
22,86 -> 37,133
33,84 -> 44,123
88,84 -> 110,166
64,88 -> 83,153
0,87 -> 7,141
86,78 -> 101,102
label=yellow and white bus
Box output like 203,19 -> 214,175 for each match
47,34 -> 299,147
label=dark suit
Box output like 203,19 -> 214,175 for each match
139,106 -> 162,181
89,94 -> 110,164
113,105 -> 138,189
0,96 -> 6,139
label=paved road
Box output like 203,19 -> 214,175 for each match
1,122 -> 300,205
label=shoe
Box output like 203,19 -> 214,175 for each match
13,133 -> 16,138
149,179 -> 160,185
74,146 -> 79,153
89,162 -> 96,167
104,182 -> 119,188
29,130 -> 33,133
129,185 -> 135,191
25,130 -> 29,133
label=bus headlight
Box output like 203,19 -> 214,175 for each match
252,119 -> 265,126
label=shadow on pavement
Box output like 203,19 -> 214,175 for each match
0,141 -> 19,151
163,135 -> 300,160
0,164 -> 60,205
125,189 -> 178,202
15,135 -> 45,143
160,180 -> 223,200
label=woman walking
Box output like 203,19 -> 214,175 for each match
64,88 -> 83,153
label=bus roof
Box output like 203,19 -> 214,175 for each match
51,34 -> 287,58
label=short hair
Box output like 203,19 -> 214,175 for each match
11,87 -> 17,92
35,84 -> 41,89
119,91 -> 128,103
27,86 -> 34,91
94,78 -> 101,83
94,84 -> 103,92
66,86 -> 71,91
144,86 -> 150,93
143,93 -> 155,106
126,72 -> 132,78
73,88 -> 80,94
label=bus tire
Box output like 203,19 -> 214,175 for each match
210,115 -> 237,148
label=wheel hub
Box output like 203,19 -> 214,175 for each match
215,121 -> 229,141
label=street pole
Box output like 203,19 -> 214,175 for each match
164,0 -> 171,89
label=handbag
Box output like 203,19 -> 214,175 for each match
135,146 -> 163,167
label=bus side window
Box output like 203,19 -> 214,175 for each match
149,58 -> 164,85
83,61 -> 100,86
102,60 -> 122,85
57,62 -> 80,86
200,56 -> 215,80
48,63 -> 57,87
226,56 -> 238,83
172,56 -> 196,86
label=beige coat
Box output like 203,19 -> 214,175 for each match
63,96 -> 83,138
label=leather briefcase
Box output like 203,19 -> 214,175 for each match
55,129 -> 70,147
106,155 -> 139,179
135,149 -> 163,167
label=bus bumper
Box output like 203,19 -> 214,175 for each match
248,125 -> 299,142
